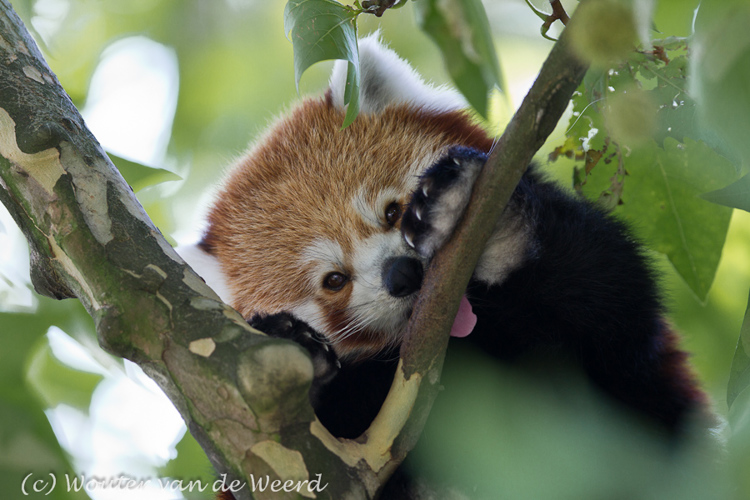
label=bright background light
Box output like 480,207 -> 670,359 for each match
81,37 -> 179,167
46,326 -> 186,500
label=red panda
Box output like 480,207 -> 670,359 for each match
178,35 -> 712,488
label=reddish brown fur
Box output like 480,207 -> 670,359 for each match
639,321 -> 715,428
203,97 -> 492,328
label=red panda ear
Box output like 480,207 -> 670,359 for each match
328,33 -> 465,114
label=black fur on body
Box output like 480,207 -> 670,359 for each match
191,38 -> 712,500
255,147 -> 706,441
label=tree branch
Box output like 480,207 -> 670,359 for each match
384,1 -> 589,469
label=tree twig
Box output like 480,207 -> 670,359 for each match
361,0 -> 400,17
549,0 -> 571,25
386,0 -> 589,472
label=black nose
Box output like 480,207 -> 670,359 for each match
383,256 -> 424,298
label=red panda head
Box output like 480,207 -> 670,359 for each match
194,36 -> 493,360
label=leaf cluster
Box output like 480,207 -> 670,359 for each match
283,0 -> 503,125
552,37 -> 736,302
546,5 -> 750,480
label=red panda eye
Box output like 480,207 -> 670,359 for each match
385,202 -> 401,226
323,272 -> 348,291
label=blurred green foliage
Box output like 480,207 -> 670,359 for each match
1,0 -> 750,499
410,345 -> 729,500
413,0 -> 503,118
0,299 -> 92,500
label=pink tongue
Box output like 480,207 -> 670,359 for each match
450,295 -> 477,338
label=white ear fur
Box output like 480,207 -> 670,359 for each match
329,33 -> 465,114
176,243 -> 233,304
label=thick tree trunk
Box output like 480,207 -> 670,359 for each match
0,2 -> 375,498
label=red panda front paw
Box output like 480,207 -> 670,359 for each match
247,313 -> 341,399
401,146 -> 486,258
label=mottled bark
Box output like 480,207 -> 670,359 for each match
0,2 -> 371,498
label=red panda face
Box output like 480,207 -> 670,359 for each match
197,38 -> 493,360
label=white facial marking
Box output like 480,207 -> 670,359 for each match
291,152 -> 444,357
346,231 -> 422,346
351,187 -> 402,228
351,189 -> 380,228
300,238 -> 347,284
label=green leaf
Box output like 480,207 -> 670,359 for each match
555,35 -> 740,300
568,72 -> 607,152
726,381 -> 750,500
568,0 -> 640,69
522,0 -> 549,22
603,87 -> 658,147
691,1 -> 750,165
701,174 -> 750,213
611,139 -> 736,300
284,0 -> 360,127
728,289 -> 750,410
653,0 -> 701,37
158,431 -> 215,499
25,337 -> 103,412
414,0 -> 503,118
109,154 -> 181,193
0,301 -> 93,500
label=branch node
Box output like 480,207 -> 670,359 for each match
29,246 -> 75,299
17,121 -> 72,155
237,340 -> 315,429
361,0 -> 399,17
549,0 -> 571,25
